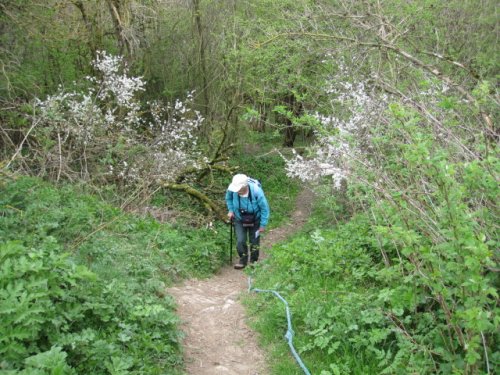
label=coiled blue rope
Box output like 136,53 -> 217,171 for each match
248,276 -> 312,375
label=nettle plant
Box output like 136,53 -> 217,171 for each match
33,51 -> 203,185
282,59 -> 498,373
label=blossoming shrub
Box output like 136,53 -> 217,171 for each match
30,51 -> 203,189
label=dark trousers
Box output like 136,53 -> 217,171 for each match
234,220 -> 260,265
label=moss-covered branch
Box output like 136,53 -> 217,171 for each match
161,182 -> 227,222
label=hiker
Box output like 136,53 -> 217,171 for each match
226,174 -> 270,269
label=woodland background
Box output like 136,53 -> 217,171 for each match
0,1 -> 498,374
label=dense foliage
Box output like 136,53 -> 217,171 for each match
240,1 -> 498,375
0,0 -> 498,374
0,176 -> 226,374
249,202 -> 498,374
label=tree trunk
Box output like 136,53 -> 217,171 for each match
106,0 -> 131,56
192,0 -> 211,131
282,93 -> 301,147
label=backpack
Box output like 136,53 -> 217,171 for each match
248,177 -> 262,190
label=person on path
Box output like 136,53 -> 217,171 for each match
225,174 -> 270,269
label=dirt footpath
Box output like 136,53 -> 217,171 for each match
167,188 -> 314,375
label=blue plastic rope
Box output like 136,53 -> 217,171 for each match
248,277 -> 312,375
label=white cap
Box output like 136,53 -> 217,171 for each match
228,174 -> 248,192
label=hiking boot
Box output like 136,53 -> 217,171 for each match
234,259 -> 246,269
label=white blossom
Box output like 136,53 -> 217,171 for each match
34,51 -> 203,185
282,59 -> 387,189
283,57 -> 455,191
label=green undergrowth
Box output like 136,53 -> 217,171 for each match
0,176 -> 227,374
245,193 -> 498,374
245,215 -> 382,375
0,137 -> 302,374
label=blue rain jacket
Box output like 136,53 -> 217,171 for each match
225,179 -> 270,227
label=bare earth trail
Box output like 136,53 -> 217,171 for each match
167,188 -> 315,375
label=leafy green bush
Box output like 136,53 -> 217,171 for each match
246,72 -> 499,372
248,201 -> 499,374
0,176 -> 228,374
0,240 -> 182,374
247,216 -> 382,375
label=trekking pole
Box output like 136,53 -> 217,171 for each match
229,218 -> 233,265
